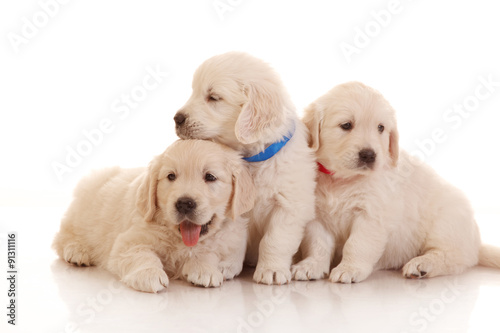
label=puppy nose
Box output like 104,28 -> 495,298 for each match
174,112 -> 187,126
359,149 -> 376,164
176,197 -> 197,215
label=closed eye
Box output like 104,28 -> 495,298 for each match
207,94 -> 221,102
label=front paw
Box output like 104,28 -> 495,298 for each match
182,263 -> 224,287
329,263 -> 372,284
219,262 -> 243,281
121,267 -> 169,293
292,258 -> 329,281
63,243 -> 91,267
253,266 -> 291,285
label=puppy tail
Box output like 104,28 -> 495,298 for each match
479,244 -> 500,269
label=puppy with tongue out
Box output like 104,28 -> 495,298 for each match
179,219 -> 203,247
177,197 -> 212,247
53,140 -> 255,293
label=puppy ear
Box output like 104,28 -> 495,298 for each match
136,158 -> 159,222
389,125 -> 400,167
302,102 -> 322,152
228,163 -> 255,220
235,83 -> 286,144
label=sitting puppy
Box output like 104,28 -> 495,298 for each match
52,140 -> 255,292
293,81 -> 500,283
174,52 -> 317,285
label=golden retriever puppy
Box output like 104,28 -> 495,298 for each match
52,140 -> 255,292
294,81 -> 500,283
174,52 -> 317,285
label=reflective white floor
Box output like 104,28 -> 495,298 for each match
1,207 -> 500,333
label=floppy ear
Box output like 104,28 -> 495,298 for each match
136,158 -> 160,222
302,102 -> 322,152
389,124 -> 400,167
235,82 -> 286,144
228,163 -> 256,220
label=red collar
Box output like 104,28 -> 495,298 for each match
317,162 -> 335,176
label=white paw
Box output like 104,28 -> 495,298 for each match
219,262 -> 243,281
253,266 -> 291,285
63,243 -> 91,267
183,264 -> 224,288
292,258 -> 329,281
122,267 -> 169,293
329,263 -> 372,284
402,257 -> 432,279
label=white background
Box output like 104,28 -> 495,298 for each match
1,1 -> 500,332
1,0 -> 500,215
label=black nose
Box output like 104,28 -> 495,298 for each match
359,149 -> 376,164
174,112 -> 186,126
175,197 -> 196,215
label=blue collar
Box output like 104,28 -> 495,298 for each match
243,124 -> 295,162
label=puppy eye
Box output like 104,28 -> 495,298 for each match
167,173 -> 176,181
205,173 -> 217,182
340,122 -> 353,131
378,124 -> 385,133
208,94 -> 221,102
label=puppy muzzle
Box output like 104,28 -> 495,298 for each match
357,148 -> 376,169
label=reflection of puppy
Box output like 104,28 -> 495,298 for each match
174,52 -> 317,285
52,140 -> 255,292
294,81 -> 500,283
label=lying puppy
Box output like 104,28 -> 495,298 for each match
174,52 -> 317,284
293,81 -> 500,283
52,140 -> 255,292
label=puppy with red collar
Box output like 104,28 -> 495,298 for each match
292,81 -> 500,283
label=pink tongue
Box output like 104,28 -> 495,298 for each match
179,221 -> 202,247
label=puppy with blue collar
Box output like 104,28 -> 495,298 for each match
174,52 -> 317,285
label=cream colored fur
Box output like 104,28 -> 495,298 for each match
53,140 -> 255,292
293,81 -> 500,283
175,52 -> 317,284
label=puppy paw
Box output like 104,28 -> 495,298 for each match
329,263 -> 372,284
183,263 -> 224,288
122,267 -> 169,293
403,257 -> 432,279
219,263 -> 243,281
253,267 -> 291,285
63,243 -> 91,267
291,258 -> 329,281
